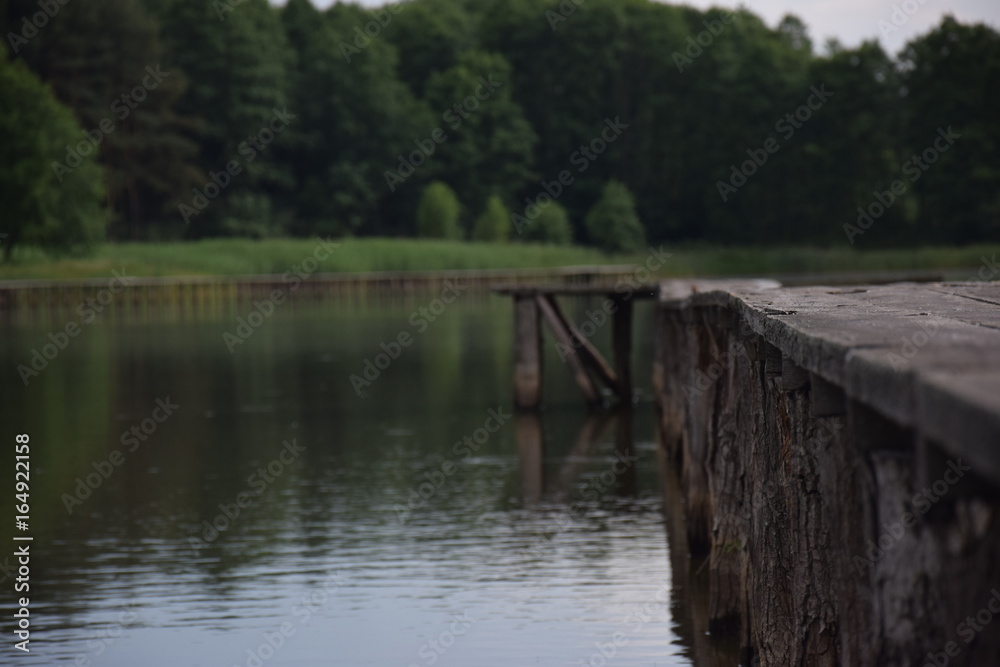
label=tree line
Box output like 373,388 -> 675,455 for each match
2,0 -> 998,257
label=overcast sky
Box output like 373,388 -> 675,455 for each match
303,0 -> 1000,56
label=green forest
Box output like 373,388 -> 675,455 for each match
2,0 -> 999,259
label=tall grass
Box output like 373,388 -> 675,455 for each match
0,237 -> 996,281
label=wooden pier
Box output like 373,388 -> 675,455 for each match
496,276 -> 1000,664
653,279 -> 1000,666
493,279 -> 778,410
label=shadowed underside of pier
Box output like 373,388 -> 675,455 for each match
654,280 -> 1000,666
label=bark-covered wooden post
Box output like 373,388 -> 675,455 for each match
513,293 -> 542,410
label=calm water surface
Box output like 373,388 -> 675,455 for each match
0,291 -> 716,666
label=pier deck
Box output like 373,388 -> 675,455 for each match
654,279 -> 1000,666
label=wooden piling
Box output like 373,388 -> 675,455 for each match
612,297 -> 633,404
513,295 -> 542,410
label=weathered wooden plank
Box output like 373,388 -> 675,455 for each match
493,283 -> 660,297
535,294 -> 600,407
540,294 -> 618,392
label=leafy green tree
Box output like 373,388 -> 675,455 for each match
479,0 -> 648,230
0,58 -> 106,259
799,41 -> 904,245
381,0 -> 477,96
480,0 -> 813,244
279,0 -> 433,237
3,0 -> 995,250
778,14 -> 813,54
416,182 -> 462,239
10,0 -> 201,240
522,201 -> 573,245
585,181 -> 646,252
899,17 -> 1000,242
472,195 -> 510,242
423,50 -> 537,221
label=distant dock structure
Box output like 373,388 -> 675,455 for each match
492,283 -> 657,410
492,279 -> 774,410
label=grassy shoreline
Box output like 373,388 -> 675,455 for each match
1,238 -> 997,282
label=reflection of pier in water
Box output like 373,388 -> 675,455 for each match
514,408 -> 741,667
515,409 -> 636,505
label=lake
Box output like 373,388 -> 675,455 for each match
1,288 -> 734,666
